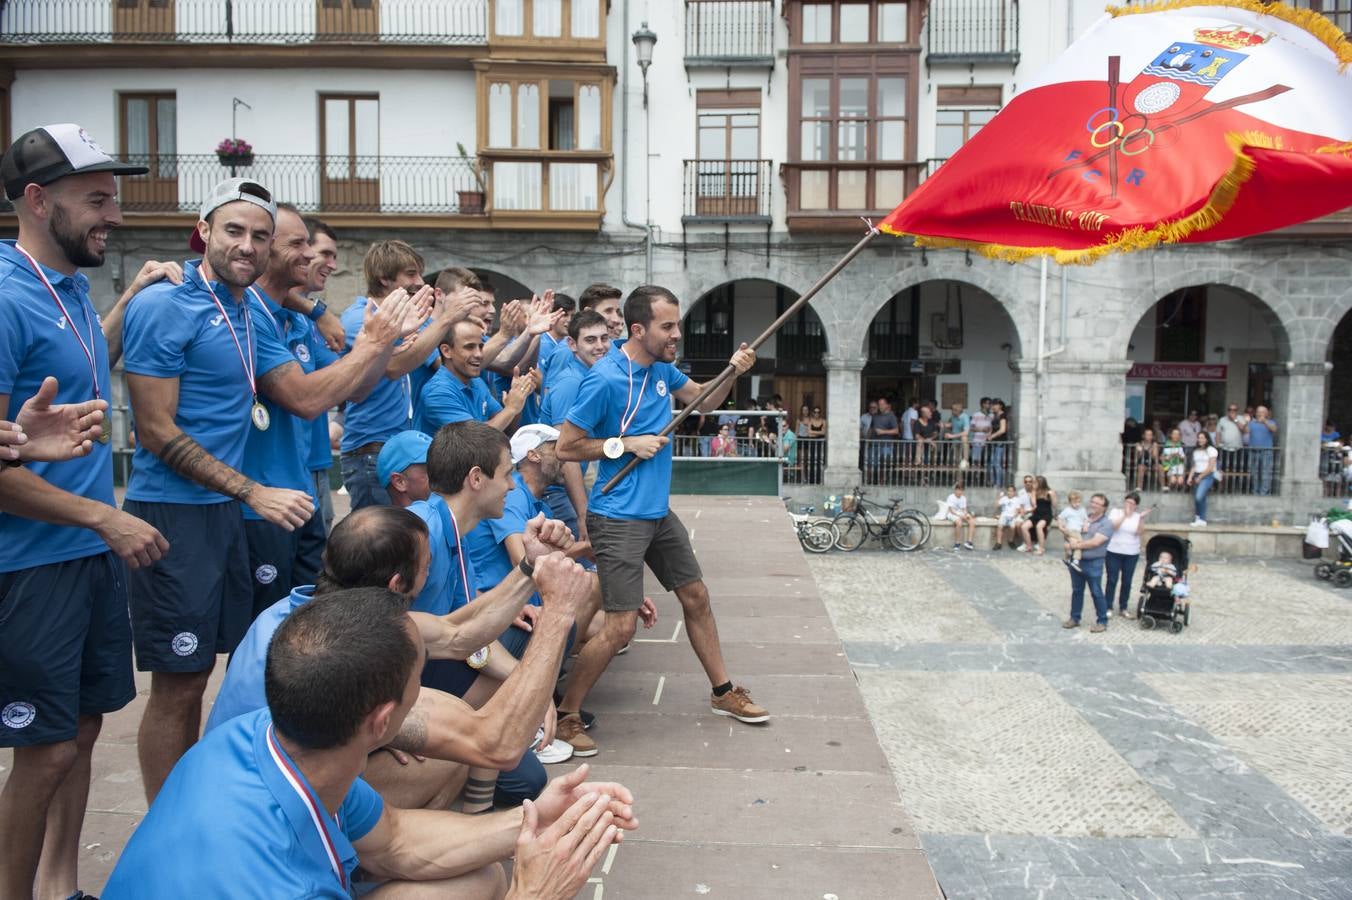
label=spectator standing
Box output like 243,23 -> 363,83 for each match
806,406 -> 827,438
944,402 -> 970,467
1063,493 -> 1113,633
869,397 -> 900,481
859,400 -> 876,439
1204,414 -> 1219,448
796,404 -> 810,438
1187,430 -> 1220,526
1105,491 -> 1150,619
1178,410 -> 1202,450
969,398 -> 992,474
1132,429 -> 1160,491
1322,420 -> 1341,443
912,404 -> 940,471
987,400 -> 1010,487
1217,404 -> 1244,477
1244,405 -> 1278,495
1121,417 -> 1143,447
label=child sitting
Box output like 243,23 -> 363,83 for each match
1144,550 -> 1179,591
1057,490 -> 1088,572
945,482 -> 976,551
993,485 -> 1022,551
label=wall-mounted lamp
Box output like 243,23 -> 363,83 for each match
632,23 -> 657,108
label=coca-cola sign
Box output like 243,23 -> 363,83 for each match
1127,362 -> 1228,381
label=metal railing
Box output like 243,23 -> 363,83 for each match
0,0 -> 487,44
113,153 -> 482,214
683,0 -> 774,62
682,159 -> 773,220
926,0 -> 1019,63
1123,444 -> 1284,497
681,332 -> 733,360
861,438 -> 1013,489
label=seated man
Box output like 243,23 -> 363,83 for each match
105,586 -> 636,899
378,429 -> 433,508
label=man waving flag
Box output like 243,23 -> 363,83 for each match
882,1 -> 1352,263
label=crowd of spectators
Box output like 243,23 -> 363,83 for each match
861,395 -> 1013,486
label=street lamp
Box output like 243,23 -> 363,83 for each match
632,22 -> 657,108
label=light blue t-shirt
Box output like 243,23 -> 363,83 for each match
123,261 -> 294,505
104,707 -> 383,899
414,367 -> 503,435
408,493 -> 478,616
303,322 -> 341,472
337,297 -> 436,453
542,351 -> 588,428
0,242 -> 116,570
205,586 -> 314,733
947,411 -> 971,437
464,471 -> 544,607
241,292 -> 322,519
1247,418 -> 1277,449
566,340 -> 689,521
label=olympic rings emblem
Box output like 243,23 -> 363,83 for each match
1084,106 -> 1155,157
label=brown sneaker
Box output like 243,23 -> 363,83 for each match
1089,623 -> 1107,633
1062,618 -> 1079,629
711,685 -> 769,724
555,714 -> 598,757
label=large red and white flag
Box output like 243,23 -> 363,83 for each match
881,1 -> 1352,263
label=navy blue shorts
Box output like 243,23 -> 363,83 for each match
0,551 -> 135,747
245,511 -> 325,622
124,500 -> 251,672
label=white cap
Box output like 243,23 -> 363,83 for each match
511,424 -> 561,464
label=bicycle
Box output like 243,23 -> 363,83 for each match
831,487 -> 931,552
791,506 -> 839,554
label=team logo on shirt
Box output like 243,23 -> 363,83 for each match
656,379 -> 667,397
482,401 -> 488,416
255,564 -> 278,584
210,314 -> 225,327
1,701 -> 36,729
55,316 -> 67,330
295,344 -> 311,364
171,631 -> 199,657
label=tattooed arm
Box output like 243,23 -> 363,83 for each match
126,373 -> 313,530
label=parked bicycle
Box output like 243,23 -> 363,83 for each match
791,505 -> 839,554
831,487 -> 932,552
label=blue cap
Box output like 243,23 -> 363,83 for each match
377,430 -> 433,487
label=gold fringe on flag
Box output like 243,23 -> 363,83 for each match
881,132 -> 1271,265
1105,0 -> 1352,70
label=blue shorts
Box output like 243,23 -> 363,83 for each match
244,511 -> 326,622
124,500 -> 251,672
0,551 -> 135,747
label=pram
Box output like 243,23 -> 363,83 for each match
1314,519 -> 1352,588
1135,534 -> 1191,633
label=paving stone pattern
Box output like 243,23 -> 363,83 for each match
809,548 -> 1352,899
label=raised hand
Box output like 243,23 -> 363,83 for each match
729,341 -> 756,375
532,552 -> 591,619
8,376 -> 108,461
123,260 -> 184,299
504,368 -> 537,411
361,286 -> 423,346
500,300 -> 526,338
523,512 -> 575,558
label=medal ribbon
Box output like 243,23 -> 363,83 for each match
265,725 -> 347,891
618,348 -> 651,437
15,245 -> 101,400
196,265 -> 257,399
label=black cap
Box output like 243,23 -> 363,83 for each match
1,124 -> 149,201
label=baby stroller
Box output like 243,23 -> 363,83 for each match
1135,534 -> 1191,633
1314,519 -> 1352,588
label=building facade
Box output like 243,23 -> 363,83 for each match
2,0 -> 1350,521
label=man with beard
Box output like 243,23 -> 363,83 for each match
416,319 -> 537,435
554,286 -> 770,754
121,178 -> 416,803
241,203 -> 418,620
0,124 -> 172,900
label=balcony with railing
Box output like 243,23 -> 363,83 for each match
682,159 -> 773,223
84,153 -> 485,216
0,0 -> 487,45
683,0 -> 775,67
925,0 -> 1019,65
783,160 -> 930,231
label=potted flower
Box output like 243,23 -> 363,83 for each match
216,138 -> 254,168
456,142 -> 486,214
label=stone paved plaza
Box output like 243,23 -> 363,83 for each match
809,545 -> 1352,899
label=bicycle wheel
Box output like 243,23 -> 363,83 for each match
801,521 -> 837,554
899,508 -> 933,544
886,513 -> 928,552
832,513 -> 867,551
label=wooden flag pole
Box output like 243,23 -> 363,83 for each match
601,226 -> 880,494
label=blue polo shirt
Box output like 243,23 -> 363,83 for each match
1248,418 -> 1277,449
408,493 -> 478,616
204,585 -> 313,733
465,472 -> 544,606
241,292 -> 324,519
542,351 -> 589,428
0,242 -> 116,570
567,340 -> 688,520
303,322 -> 341,472
104,707 -> 383,899
123,261 -> 294,505
414,367 -> 502,435
338,297 -> 436,454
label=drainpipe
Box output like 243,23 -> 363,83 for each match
621,0 -> 654,282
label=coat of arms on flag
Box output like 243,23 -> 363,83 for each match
880,1 -> 1352,263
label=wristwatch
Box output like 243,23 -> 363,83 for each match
1,456 -> 22,469
307,299 -> 328,322
518,557 -> 535,578
603,437 -> 625,459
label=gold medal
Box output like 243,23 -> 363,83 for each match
97,421 -> 111,444
251,401 -> 271,431
466,646 -> 491,670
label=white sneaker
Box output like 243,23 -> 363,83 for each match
1106,608 -> 1113,618
532,730 -> 575,764
1193,517 -> 1207,527
1016,544 -> 1028,552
